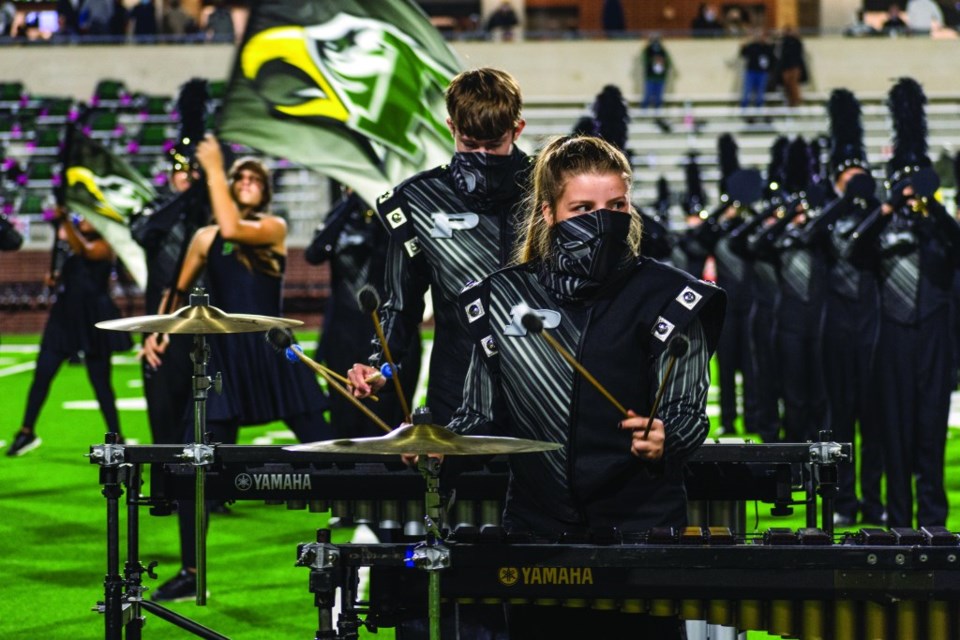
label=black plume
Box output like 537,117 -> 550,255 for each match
682,152 -> 707,214
571,115 -> 597,137
887,77 -> 930,177
717,133 -> 740,196
827,89 -> 867,177
654,176 -> 671,221
765,136 -> 790,196
177,78 -> 209,146
784,137 -> 812,195
591,84 -> 629,152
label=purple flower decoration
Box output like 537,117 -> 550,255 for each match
127,140 -> 140,154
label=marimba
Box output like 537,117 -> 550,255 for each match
299,526 -> 960,640
90,440 -> 852,639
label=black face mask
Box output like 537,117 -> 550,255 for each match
542,209 -> 633,302
450,147 -> 525,205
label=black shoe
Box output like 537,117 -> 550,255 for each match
6,431 -> 41,456
151,569 -> 197,602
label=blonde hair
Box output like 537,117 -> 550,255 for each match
513,135 -> 642,265
445,68 -> 523,140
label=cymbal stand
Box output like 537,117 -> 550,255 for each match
90,434 -> 229,640
409,455 -> 450,640
182,289 -> 222,606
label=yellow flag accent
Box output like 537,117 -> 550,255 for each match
242,26 -> 349,122
65,167 -> 124,223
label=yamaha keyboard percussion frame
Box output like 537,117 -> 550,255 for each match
90,439 -> 851,639
301,528 -> 960,640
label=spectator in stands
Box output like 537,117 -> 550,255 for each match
641,35 -> 672,111
107,0 -> 127,36
907,0 -> 945,33
0,1 -> 17,36
484,1 -> 518,41
162,0 -> 196,37
739,29 -> 775,110
203,0 -> 234,43
6,206 -> 131,457
844,9 -> 880,37
778,26 -> 806,107
724,6 -> 749,36
882,3 -> 910,35
57,0 -> 82,36
691,3 -> 723,37
80,0 -> 114,37
128,0 -> 157,38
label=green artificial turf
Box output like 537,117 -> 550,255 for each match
1,336 -> 958,639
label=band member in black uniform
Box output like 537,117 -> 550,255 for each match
7,206 -> 131,456
131,148 -> 208,445
131,79 -> 212,445
346,64 -> 530,640
305,187 -> 420,435
671,153 -> 710,278
705,135 -> 757,435
848,78 -> 960,529
801,89 -> 884,525
728,137 -> 790,442
142,135 -> 332,601
347,68 -> 530,427
751,137 -> 828,443
449,136 -> 725,639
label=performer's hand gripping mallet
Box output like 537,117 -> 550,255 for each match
266,328 -> 391,433
358,285 -> 412,422
641,334 -> 690,439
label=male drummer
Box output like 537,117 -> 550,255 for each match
346,67 -> 530,427
346,65 -> 530,640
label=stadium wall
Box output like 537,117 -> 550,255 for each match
1,37 -> 957,102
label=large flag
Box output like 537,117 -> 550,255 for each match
62,127 -> 155,288
218,0 -> 461,207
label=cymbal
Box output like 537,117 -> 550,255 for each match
285,423 -> 563,456
96,303 -> 303,334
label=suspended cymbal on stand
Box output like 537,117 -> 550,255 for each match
286,422 -> 563,457
96,303 -> 302,334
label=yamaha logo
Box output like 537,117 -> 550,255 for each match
498,567 -> 519,587
233,472 -> 313,491
234,473 -> 253,491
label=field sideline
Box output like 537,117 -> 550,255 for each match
1,335 -> 959,640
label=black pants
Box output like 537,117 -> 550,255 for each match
716,300 -> 757,433
748,302 -> 781,442
142,334 -> 192,444
822,293 -> 883,520
776,297 -> 827,443
877,309 -> 952,528
22,348 -> 121,435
